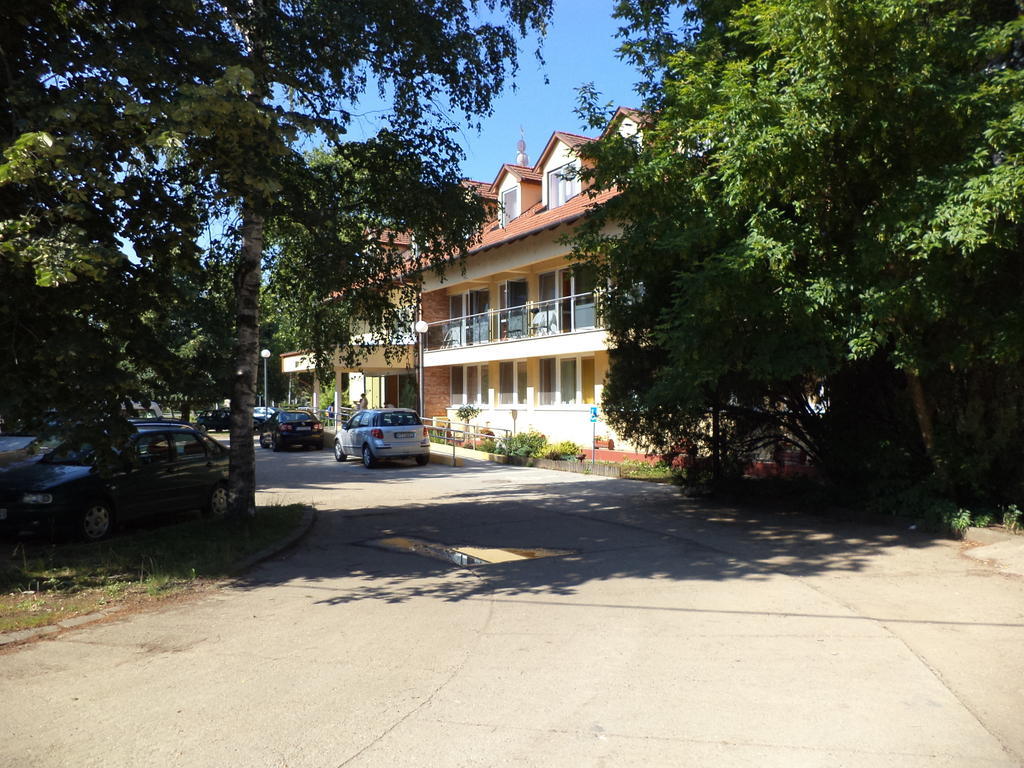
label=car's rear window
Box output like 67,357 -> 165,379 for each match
281,411 -> 314,422
377,412 -> 421,427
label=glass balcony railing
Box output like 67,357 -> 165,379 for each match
425,292 -> 599,351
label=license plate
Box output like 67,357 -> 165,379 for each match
394,431 -> 414,438
295,426 -> 311,432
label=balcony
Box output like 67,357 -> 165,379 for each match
425,292 -> 599,351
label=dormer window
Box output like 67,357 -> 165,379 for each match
501,187 -> 519,226
547,161 -> 580,208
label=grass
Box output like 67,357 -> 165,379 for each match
0,504 -> 306,634
615,460 -> 678,482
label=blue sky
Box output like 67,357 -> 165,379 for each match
346,0 -> 642,185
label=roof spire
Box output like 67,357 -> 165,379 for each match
515,126 -> 529,167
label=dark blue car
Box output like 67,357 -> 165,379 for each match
0,420 -> 228,541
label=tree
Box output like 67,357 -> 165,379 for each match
2,0 -> 554,514
574,0 -> 1024,506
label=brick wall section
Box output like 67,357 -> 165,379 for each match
421,288 -> 448,323
423,366 -> 450,419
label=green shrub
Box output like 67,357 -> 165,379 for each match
478,438 -> 498,454
544,441 -> 585,461
454,404 -> 481,423
1003,504 -> 1021,532
497,430 -> 547,457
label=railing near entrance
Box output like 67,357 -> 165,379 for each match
420,418 -> 513,464
425,292 -> 599,351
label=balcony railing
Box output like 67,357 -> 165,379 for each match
425,292 -> 599,351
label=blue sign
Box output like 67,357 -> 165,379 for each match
589,406 -> 599,423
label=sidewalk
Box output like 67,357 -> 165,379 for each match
963,525 -> 1024,577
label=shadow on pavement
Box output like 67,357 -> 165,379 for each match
239,462 -> 1002,627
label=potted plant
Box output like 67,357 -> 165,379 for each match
454,404 -> 482,444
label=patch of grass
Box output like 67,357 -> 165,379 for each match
0,504 -> 306,634
617,460 -> 677,482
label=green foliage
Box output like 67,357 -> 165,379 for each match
543,441 -> 585,461
1,1 -> 554,471
1004,505 -> 1022,533
478,437 -> 498,454
574,0 -> 1024,507
497,430 -> 548,458
454,404 -> 483,423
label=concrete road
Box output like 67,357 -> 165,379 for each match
2,445 -> 1023,767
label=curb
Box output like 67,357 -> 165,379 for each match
0,506 -> 318,648
229,506 -> 317,575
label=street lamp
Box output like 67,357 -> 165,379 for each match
413,320 -> 428,415
260,349 -> 271,407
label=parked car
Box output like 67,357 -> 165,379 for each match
253,406 -> 282,431
259,410 -> 323,451
334,408 -> 430,468
195,409 -> 232,432
0,420 -> 229,541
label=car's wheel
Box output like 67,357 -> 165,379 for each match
259,432 -> 270,449
197,424 -> 208,433
80,499 -> 114,541
272,434 -> 282,452
203,482 -> 228,518
334,440 -> 347,462
361,444 -> 376,469
415,454 -> 429,466
314,440 -> 324,451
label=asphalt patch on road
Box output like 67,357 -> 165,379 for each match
361,536 -> 575,567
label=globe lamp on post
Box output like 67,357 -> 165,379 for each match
260,349 -> 271,408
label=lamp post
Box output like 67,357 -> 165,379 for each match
260,349 -> 271,407
413,320 -> 428,415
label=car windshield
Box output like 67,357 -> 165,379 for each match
378,412 -> 421,427
39,441 -> 97,465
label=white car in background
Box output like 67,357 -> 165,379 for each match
334,408 -> 430,468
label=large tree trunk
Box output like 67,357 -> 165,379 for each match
905,369 -> 948,490
228,202 -> 263,518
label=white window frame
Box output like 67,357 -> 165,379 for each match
450,364 -> 490,406
500,186 -> 519,226
547,161 -> 580,208
498,360 -> 528,406
537,355 -> 595,407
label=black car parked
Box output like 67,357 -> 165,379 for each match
259,410 -> 324,451
195,409 -> 232,432
0,420 -> 229,541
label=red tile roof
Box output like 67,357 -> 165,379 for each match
552,131 -> 594,149
463,179 -> 497,200
470,187 -> 617,254
491,163 -> 543,189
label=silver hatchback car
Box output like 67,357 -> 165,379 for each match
334,408 -> 431,468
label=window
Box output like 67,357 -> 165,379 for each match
172,433 -> 206,459
450,366 -> 466,405
559,358 -> 577,404
540,356 -> 581,405
499,279 -> 529,339
451,364 -> 489,405
499,360 -> 527,405
378,412 -> 421,427
547,161 -> 580,208
539,358 -> 556,405
135,433 -> 171,465
501,187 -> 519,226
538,356 -> 594,406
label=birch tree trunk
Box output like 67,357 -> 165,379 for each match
228,203 -> 263,518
